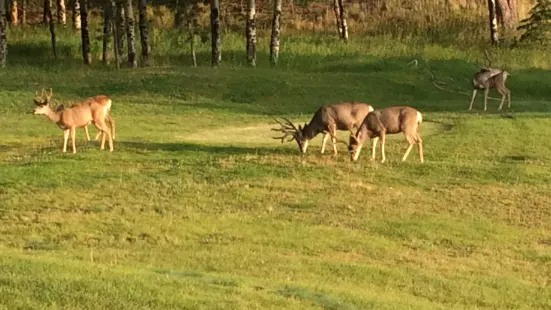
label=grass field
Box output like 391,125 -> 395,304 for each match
1,26 -> 551,309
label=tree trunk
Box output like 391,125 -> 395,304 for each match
245,0 -> 256,67
72,0 -> 80,30
337,0 -> 348,40
47,0 -> 57,58
210,0 -> 220,67
10,1 -> 17,25
138,0 -> 150,64
115,0 -> 125,64
102,0 -> 113,63
43,0 -> 49,23
174,0 -> 184,28
0,0 -> 6,68
57,0 -> 66,25
496,0 -> 516,29
332,0 -> 342,37
111,0 -> 120,68
21,0 -> 25,25
270,0 -> 281,67
124,0 -> 136,68
487,0 -> 499,45
186,0 -> 197,67
79,0 -> 91,64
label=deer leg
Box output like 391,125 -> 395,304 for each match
70,127 -> 77,153
62,129 -> 70,153
507,88 -> 512,108
380,134 -> 386,163
418,138 -> 424,163
370,136 -> 379,161
94,130 -> 102,141
84,125 -> 91,141
468,89 -> 477,110
483,88 -> 489,111
107,114 -> 115,140
96,121 -> 114,152
321,133 -> 329,154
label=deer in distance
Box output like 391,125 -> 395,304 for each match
33,88 -> 115,153
468,51 -> 511,111
272,101 -> 374,155
348,106 -> 424,163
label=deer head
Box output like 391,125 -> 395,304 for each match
33,88 -> 54,115
348,130 -> 368,162
272,117 -> 309,153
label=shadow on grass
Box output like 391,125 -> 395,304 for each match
118,140 -> 296,156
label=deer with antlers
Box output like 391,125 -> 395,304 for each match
272,102 -> 374,155
348,106 -> 424,163
468,50 -> 511,111
33,88 -> 115,153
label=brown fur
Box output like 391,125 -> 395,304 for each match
469,69 -> 511,111
349,106 -> 423,163
273,101 -> 374,155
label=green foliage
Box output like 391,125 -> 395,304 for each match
516,0 -> 551,46
1,26 -> 551,309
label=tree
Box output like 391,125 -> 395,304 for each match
246,0 -> 256,66
46,0 -> 57,58
21,0 -> 26,25
516,0 -> 551,46
72,0 -> 80,30
186,0 -> 197,67
115,0 -> 125,66
124,0 -> 137,68
332,0 -> 342,37
0,0 -> 6,68
102,0 -> 114,63
270,0 -> 281,66
210,0 -> 220,67
43,0 -> 49,23
337,0 -> 348,40
488,0 -> 499,44
10,0 -> 17,25
496,0 -> 517,28
57,0 -> 66,24
138,0 -> 150,64
79,0 -> 91,64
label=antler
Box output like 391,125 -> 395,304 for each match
272,117 -> 299,143
44,88 -> 53,102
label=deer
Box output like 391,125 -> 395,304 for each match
348,106 -> 423,163
57,99 -> 116,142
468,50 -> 511,111
32,88 -> 115,153
272,101 -> 374,155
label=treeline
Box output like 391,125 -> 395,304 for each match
0,0 -> 542,69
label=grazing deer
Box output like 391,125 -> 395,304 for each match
468,50 -> 511,111
272,102 -> 374,155
33,88 -> 114,153
348,106 -> 423,163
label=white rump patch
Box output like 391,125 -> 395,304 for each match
416,111 -> 423,124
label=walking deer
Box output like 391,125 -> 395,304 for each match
33,88 -> 115,153
272,102 -> 374,155
468,68 -> 511,111
348,106 -> 423,163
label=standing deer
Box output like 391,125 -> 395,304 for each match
57,98 -> 116,142
468,68 -> 511,111
33,88 -> 115,153
468,50 -> 511,111
272,101 -> 374,155
348,106 -> 423,163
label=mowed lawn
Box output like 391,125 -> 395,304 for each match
1,41 -> 551,309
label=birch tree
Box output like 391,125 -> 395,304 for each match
186,0 -> 197,67
10,1 -> 18,25
72,0 -> 80,29
210,0 -> 220,67
332,0 -> 342,37
246,0 -> 256,66
57,0 -> 66,24
102,0 -> 114,63
79,0 -> 91,64
115,0 -> 125,64
270,0 -> 281,66
46,0 -> 57,58
124,0 -> 137,68
138,0 -> 150,64
0,0 -> 6,68
488,0 -> 499,44
337,0 -> 348,40
22,0 -> 26,25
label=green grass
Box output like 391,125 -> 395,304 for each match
1,26 -> 551,309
